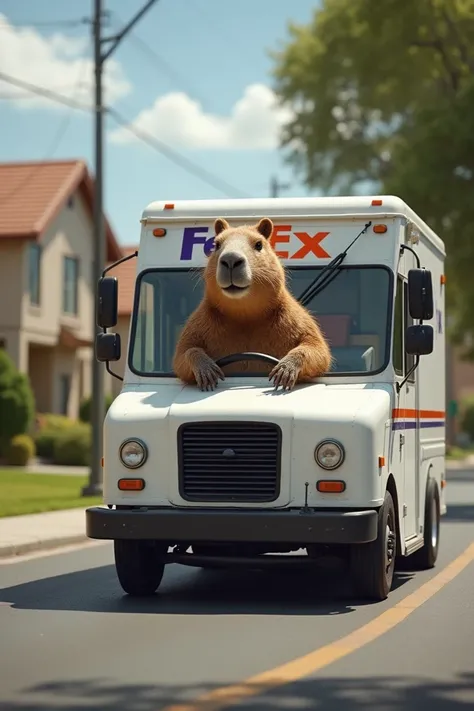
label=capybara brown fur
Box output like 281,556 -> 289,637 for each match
173,216 -> 332,390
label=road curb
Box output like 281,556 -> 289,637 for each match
0,533 -> 90,559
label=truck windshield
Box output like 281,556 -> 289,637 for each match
129,266 -> 392,377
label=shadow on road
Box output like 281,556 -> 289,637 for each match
1,673 -> 474,710
0,558 -> 413,616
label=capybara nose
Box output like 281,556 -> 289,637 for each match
220,252 -> 244,271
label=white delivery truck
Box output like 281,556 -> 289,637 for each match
86,195 -> 447,602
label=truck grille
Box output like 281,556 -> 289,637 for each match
178,421 -> 282,503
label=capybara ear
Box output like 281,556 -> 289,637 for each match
214,218 -> 230,235
256,217 -> 273,240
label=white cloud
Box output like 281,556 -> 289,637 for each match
108,83 -> 295,150
0,13 -> 130,110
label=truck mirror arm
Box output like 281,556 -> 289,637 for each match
395,355 -> 420,394
98,250 -> 138,382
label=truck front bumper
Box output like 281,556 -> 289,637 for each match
85,506 -> 378,545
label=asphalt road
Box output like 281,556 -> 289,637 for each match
1,467 -> 474,711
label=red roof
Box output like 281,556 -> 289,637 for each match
0,158 -> 122,262
107,246 -> 138,316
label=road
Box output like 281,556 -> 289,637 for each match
1,467 -> 474,711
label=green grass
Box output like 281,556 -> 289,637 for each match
446,446 -> 474,461
0,470 -> 102,518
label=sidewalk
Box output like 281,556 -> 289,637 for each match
0,507 -> 98,559
0,458 -> 473,560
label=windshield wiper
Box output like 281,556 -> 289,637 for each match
297,221 -> 372,308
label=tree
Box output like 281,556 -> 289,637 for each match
0,350 -> 35,455
271,0 -> 474,348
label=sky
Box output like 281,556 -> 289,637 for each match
0,0 -> 320,247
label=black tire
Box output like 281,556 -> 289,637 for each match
114,540 -> 166,596
405,477 -> 440,570
350,490 -> 397,602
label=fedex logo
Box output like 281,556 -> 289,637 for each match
180,225 -> 331,261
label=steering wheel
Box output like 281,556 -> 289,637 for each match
215,352 -> 280,368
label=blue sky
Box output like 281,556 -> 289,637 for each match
0,0 -> 320,247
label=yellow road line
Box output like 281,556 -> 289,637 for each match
163,542 -> 474,711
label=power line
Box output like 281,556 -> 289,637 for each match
108,107 -> 249,199
0,71 -> 92,112
0,45 -> 93,207
0,71 -> 249,198
0,18 -> 91,30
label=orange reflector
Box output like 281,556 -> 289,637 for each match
378,456 -> 385,467
441,479 -> 446,489
373,224 -> 387,234
164,203 -> 175,210
371,199 -> 383,206
317,480 -> 346,493
101,457 -> 104,468
118,478 -> 145,491
153,228 -> 167,237
441,274 -> 446,285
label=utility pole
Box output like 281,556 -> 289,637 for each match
82,0 -> 158,496
270,174 -> 290,198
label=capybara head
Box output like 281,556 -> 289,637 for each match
204,217 -> 286,315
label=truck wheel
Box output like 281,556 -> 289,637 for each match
406,477 -> 440,570
350,490 -> 397,602
114,540 -> 166,596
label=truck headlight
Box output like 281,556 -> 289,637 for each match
119,438 -> 148,469
315,439 -> 345,470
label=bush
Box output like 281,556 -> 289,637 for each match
460,396 -> 474,442
34,413 -> 77,460
0,350 -> 35,455
79,392 -> 115,424
5,434 -> 36,466
52,423 -> 91,466
79,393 -> 115,423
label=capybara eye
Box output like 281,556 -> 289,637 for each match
255,241 -> 263,251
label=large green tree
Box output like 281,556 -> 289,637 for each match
271,0 -> 474,352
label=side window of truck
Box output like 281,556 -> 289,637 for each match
393,275 -> 404,375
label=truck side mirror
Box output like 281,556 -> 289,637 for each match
405,324 -> 434,356
407,268 -> 433,321
97,276 -> 118,329
96,332 -> 121,362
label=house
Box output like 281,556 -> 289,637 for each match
106,246 -> 138,397
0,158 -> 123,418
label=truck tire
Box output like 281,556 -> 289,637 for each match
114,540 -> 166,596
406,477 -> 440,570
350,490 -> 397,601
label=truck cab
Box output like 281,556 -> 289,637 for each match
85,195 -> 446,602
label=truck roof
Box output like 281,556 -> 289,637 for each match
141,195 -> 445,257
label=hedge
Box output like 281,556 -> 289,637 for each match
0,350 -> 35,455
52,423 -> 91,467
5,434 -> 36,466
34,413 -> 77,460
79,393 -> 115,423
460,396 -> 474,441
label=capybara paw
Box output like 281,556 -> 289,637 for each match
268,357 -> 300,391
193,359 -> 225,391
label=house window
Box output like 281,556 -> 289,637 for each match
63,256 -> 79,315
29,243 -> 41,306
59,374 -> 71,415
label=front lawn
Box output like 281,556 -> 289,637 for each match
0,470 -> 102,518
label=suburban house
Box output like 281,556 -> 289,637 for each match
106,246 -> 138,397
0,158 -> 123,418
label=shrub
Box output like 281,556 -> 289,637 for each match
5,433 -> 36,466
79,393 -> 115,423
0,350 -> 35,455
460,396 -> 474,442
52,423 -> 91,466
34,413 -> 77,460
